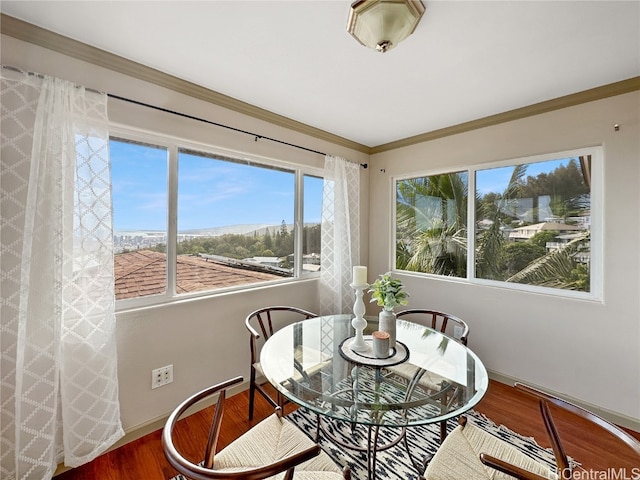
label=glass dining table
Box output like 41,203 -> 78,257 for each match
260,314 -> 489,479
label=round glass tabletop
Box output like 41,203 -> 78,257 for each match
260,314 -> 488,427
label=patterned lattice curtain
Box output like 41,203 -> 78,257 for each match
319,155 -> 361,315
0,67 -> 123,479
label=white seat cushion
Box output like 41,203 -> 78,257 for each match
386,363 -> 447,392
424,424 -> 556,480
214,413 -> 343,479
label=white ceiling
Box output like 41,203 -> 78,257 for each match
2,1 -> 639,148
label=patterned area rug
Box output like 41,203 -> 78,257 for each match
288,408 -> 562,480
170,408 -> 571,480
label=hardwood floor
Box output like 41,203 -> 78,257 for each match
55,380 -> 639,480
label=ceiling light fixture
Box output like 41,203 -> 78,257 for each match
347,0 -> 425,53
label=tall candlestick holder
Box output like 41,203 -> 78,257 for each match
350,283 -> 369,352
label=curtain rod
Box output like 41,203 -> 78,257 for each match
109,93 -> 367,168
1,65 -> 368,168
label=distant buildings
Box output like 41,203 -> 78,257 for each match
508,222 -> 584,242
114,233 -> 210,253
506,221 -> 590,265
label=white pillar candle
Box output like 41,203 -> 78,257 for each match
353,266 -> 367,285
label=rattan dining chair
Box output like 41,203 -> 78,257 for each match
395,309 -> 469,345
421,383 -> 640,480
245,306 -> 318,420
388,309 -> 471,442
162,375 -> 351,480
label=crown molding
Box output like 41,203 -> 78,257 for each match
371,76 -> 640,154
0,13 -> 370,155
3,14 -> 638,157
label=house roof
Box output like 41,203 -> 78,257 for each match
114,250 -> 282,300
514,222 -> 583,232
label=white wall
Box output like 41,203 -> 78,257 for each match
3,31 -> 638,438
115,280 -> 320,429
1,34 -> 370,436
368,92 -> 640,424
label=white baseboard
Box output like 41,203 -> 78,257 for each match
488,369 -> 640,433
54,380 -> 250,477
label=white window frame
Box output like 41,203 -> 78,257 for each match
392,146 -> 603,301
110,125 -> 324,311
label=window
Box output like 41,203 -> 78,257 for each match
176,149 -> 296,295
302,175 -> 323,275
111,134 -> 323,305
396,171 -> 468,278
111,138 -> 168,300
395,148 -> 600,298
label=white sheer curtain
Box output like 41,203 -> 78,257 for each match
1,68 -> 123,479
319,155 -> 361,315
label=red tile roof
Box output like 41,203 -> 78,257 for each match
114,250 -> 283,300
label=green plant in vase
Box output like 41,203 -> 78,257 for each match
369,272 -> 409,311
368,273 -> 409,348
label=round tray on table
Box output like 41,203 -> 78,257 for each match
339,335 -> 409,367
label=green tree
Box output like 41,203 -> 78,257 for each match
530,231 -> 558,249
234,246 -> 249,258
279,220 -> 288,237
501,242 -> 546,278
303,224 -> 321,254
264,228 -> 272,250
507,232 -> 590,291
519,158 -> 589,220
250,241 -> 265,256
566,263 -> 590,291
149,243 -> 166,253
274,220 -> 293,257
216,241 -> 233,257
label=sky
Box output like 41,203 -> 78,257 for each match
110,139 -> 323,232
475,158 -> 572,196
110,138 -> 574,232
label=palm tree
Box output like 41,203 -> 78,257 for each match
506,231 -> 590,291
396,172 -> 468,277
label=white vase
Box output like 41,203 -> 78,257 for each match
378,309 -> 396,348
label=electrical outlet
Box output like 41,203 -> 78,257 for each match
453,326 -> 464,340
151,364 -> 173,389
